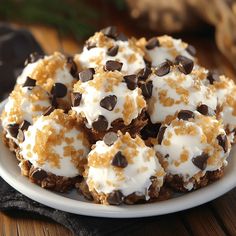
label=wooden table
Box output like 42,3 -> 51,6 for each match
1,21 -> 236,236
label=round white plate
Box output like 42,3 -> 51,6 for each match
0,100 -> 236,218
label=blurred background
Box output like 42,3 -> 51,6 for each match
0,0 -> 236,97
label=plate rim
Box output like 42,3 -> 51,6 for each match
0,99 -> 236,218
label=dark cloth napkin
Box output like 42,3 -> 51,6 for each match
0,178 -> 149,236
0,23 -> 43,99
0,24 -> 150,236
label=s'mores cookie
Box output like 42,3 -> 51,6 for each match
72,66 -> 147,141
76,26 -> 146,75
154,110 -> 230,192
78,132 -> 166,205
18,109 -> 90,192
16,52 -> 78,111
1,85 -> 51,151
137,35 -> 196,67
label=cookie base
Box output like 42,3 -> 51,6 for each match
86,110 -> 148,142
165,168 -> 224,192
76,177 -> 172,205
20,159 -> 83,193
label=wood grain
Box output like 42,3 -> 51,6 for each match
1,22 -> 236,236
1,211 -> 72,236
211,190 -> 236,235
182,205 -> 226,236
136,213 -> 190,236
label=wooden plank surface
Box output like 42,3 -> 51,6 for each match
0,22 -> 236,236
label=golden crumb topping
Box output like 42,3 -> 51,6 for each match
1,85 -> 50,125
74,69 -> 124,93
87,32 -> 114,48
165,76 -> 189,104
93,69 -> 123,92
159,35 -> 187,57
214,75 -> 233,90
73,67 -> 146,126
196,115 -> 222,146
174,124 -> 198,136
122,96 -> 136,125
88,132 -> 151,169
191,67 -> 208,81
137,89 -> 146,109
128,37 -> 145,56
225,92 -> 236,116
180,149 -> 189,162
158,35 -> 174,48
159,90 -> 175,107
30,52 -> 70,92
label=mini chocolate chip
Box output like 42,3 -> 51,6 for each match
155,61 -> 170,76
51,95 -> 57,107
43,106 -> 55,116
19,120 -> 31,131
107,45 -> 119,56
138,67 -> 152,81
104,60 -> 123,72
103,132 -> 118,146
192,153 -> 209,170
157,126 -> 167,144
177,110 -> 194,120
17,129 -> 25,142
92,115 -> 108,132
86,41 -> 96,50
23,76 -> 36,87
71,92 -> 82,107
146,37 -> 160,50
116,32 -> 128,41
51,83 -> 67,98
24,52 -> 43,66
107,190 -> 123,205
186,44 -> 196,56
140,122 -> 161,140
166,59 -> 174,66
111,151 -> 128,168
31,169 -> 47,181
141,81 -> 153,99
144,58 -> 152,68
197,104 -> 215,116
217,134 -> 229,153
175,55 -> 194,75
150,176 -> 157,181
79,68 -> 95,82
101,26 -> 117,39
124,74 -> 137,90
7,123 -> 19,138
206,71 -> 220,84
100,95 -> 117,111
67,56 -> 77,78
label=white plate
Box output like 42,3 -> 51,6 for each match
0,100 -> 236,218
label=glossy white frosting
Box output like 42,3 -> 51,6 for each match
76,32 -> 145,74
1,86 -> 51,143
72,69 -> 146,129
145,36 -> 194,67
147,68 -> 217,124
